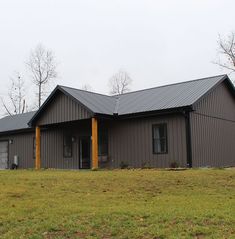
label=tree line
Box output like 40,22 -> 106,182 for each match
1,32 -> 235,116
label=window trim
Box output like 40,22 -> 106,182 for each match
63,135 -> 73,158
152,123 -> 168,154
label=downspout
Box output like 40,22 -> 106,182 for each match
184,110 -> 192,168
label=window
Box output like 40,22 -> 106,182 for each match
63,135 -> 72,158
152,124 -> 168,154
98,130 -> 108,156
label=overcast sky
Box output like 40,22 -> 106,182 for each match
0,0 -> 234,108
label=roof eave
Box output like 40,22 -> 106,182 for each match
0,127 -> 34,136
94,105 -> 193,120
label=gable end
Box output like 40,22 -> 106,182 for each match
29,88 -> 93,126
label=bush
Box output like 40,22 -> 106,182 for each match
170,161 -> 179,168
120,161 -> 129,169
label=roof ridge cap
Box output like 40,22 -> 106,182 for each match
113,74 -> 227,97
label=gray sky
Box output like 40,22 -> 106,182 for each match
0,0 -> 234,109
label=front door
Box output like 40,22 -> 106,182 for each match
79,137 -> 91,169
0,141 -> 8,169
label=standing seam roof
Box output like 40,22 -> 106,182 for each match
0,74 -> 230,132
0,111 -> 36,133
60,75 -> 228,116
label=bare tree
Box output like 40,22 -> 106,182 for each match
26,44 -> 57,108
109,70 -> 132,95
81,84 -> 93,91
1,73 -> 26,116
215,32 -> 235,73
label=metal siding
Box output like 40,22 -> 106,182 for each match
107,114 -> 187,168
37,92 -> 92,126
0,132 -> 34,169
40,120 -> 91,169
190,81 -> 235,167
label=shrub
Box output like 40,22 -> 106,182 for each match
170,161 -> 179,168
120,161 -> 129,169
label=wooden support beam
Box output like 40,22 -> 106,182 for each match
35,126 -> 41,170
91,118 -> 98,169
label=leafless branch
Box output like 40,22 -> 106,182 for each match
81,84 -> 93,91
215,32 -> 235,74
26,44 -> 57,108
1,72 -> 27,116
1,97 -> 13,116
109,70 -> 132,95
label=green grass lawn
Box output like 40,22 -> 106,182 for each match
0,169 -> 234,239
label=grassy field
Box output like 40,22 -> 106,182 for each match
0,169 -> 234,239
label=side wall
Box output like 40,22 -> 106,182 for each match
0,114 -> 187,169
0,132 -> 34,168
107,114 -> 187,168
190,81 -> 235,167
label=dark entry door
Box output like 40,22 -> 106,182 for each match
79,137 -> 91,169
0,141 -> 8,169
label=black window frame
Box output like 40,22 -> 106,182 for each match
152,123 -> 168,154
63,135 -> 73,158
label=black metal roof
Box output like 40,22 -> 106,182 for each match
116,75 -> 230,115
59,85 -> 117,114
0,111 -> 35,134
60,74 -> 230,115
0,74 -> 232,132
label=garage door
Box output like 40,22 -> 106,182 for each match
0,141 -> 8,169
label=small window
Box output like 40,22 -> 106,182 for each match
63,135 -> 72,158
98,130 -> 108,156
33,137 -> 36,158
152,124 -> 168,154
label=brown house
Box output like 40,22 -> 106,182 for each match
0,74 -> 234,169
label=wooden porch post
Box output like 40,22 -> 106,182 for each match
92,118 -> 98,169
35,126 -> 41,170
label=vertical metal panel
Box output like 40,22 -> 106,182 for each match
190,81 -> 235,167
0,132 -> 34,169
0,113 -> 187,169
40,120 -> 91,169
107,114 -> 187,168
37,91 -> 92,126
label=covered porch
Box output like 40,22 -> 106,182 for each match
34,117 -> 109,170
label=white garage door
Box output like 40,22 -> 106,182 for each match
0,141 -> 8,169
